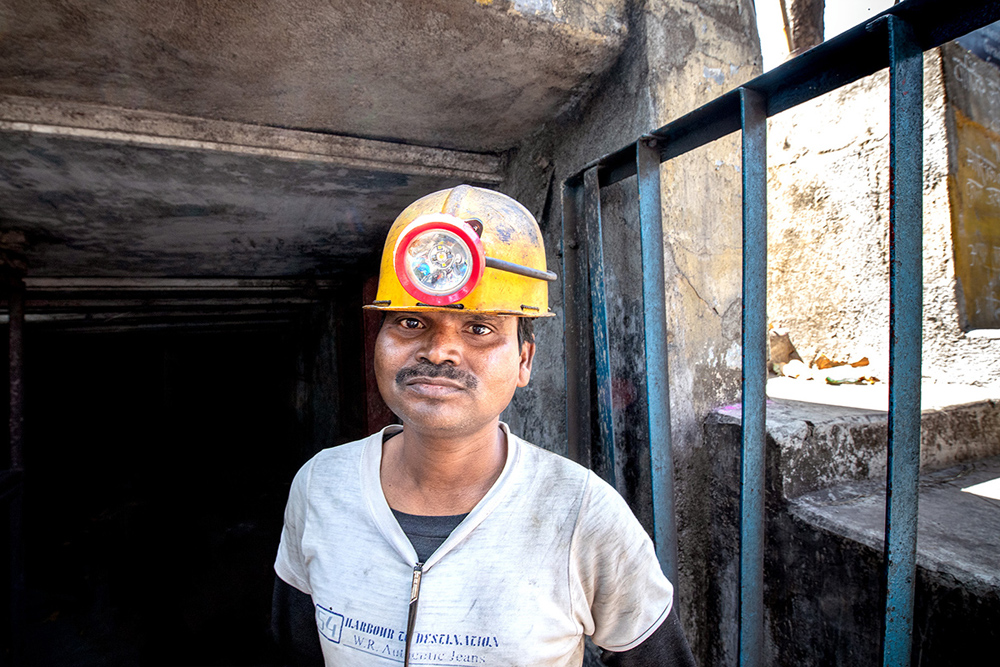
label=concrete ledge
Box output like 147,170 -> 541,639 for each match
708,380 -> 1000,498
0,1 -> 628,152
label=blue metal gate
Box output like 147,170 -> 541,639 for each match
559,1 -> 1000,664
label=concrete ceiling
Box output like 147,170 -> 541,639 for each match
0,0 -> 626,152
0,1 -> 627,284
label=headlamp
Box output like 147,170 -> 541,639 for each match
393,215 -> 485,306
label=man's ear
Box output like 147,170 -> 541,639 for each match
517,341 -> 536,388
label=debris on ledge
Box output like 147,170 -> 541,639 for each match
768,325 -> 881,385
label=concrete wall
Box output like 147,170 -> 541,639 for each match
767,45 -> 1000,388
501,0 -> 762,662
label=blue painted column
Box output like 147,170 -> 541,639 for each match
739,86 -> 768,667
636,139 -> 679,587
882,14 -> 923,667
583,166 -> 618,489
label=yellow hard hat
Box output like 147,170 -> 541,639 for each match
365,185 -> 556,317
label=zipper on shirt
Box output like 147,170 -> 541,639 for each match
403,562 -> 423,667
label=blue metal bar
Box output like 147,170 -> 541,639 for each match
635,139 -> 679,587
561,181 -> 592,466
583,166 -> 617,489
882,14 -> 923,667
739,86 -> 768,667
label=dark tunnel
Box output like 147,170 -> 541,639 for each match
2,287 -> 382,666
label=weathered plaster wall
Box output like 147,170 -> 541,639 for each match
767,47 -> 1000,389
502,1 -> 762,663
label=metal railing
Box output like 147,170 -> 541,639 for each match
559,1 -> 1000,665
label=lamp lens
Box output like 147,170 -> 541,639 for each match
404,229 -> 473,295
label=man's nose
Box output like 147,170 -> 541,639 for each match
416,325 -> 462,366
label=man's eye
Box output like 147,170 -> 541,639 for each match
470,324 -> 492,336
400,318 -> 422,329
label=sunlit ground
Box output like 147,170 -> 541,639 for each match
962,476 -> 1000,500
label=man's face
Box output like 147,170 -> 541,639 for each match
374,311 -> 535,437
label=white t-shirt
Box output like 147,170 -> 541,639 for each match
274,424 -> 673,666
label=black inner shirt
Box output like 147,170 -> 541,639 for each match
391,509 -> 467,563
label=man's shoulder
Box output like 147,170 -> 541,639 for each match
288,430 -> 389,506
508,432 -> 598,503
311,434 -> 368,462
297,429 -> 386,480
512,433 -> 636,518
513,433 -> 589,472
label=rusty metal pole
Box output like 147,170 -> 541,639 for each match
9,274 -> 25,470
7,273 -> 26,665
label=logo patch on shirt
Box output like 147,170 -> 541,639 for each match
315,604 -> 344,644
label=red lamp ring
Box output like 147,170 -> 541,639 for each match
393,215 -> 486,306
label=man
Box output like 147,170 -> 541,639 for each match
273,185 -> 694,666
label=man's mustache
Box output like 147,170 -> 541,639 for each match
395,361 -> 479,390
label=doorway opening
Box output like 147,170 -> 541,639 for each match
11,291 -> 372,665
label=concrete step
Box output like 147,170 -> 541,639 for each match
772,458 -> 1000,666
791,453 -> 1000,598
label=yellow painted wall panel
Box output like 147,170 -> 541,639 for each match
950,108 -> 1000,329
